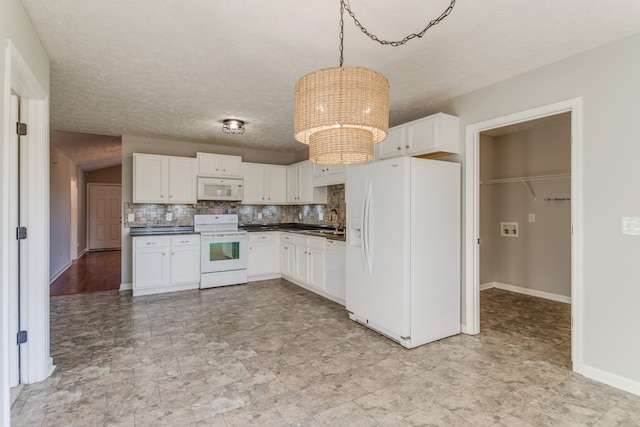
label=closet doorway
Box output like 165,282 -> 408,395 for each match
479,112 -> 572,367
464,98 -> 584,374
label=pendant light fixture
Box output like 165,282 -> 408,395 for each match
294,0 -> 456,164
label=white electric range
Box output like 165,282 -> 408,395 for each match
194,214 -> 248,288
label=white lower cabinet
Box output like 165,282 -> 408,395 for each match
293,235 -> 325,291
325,239 -> 346,303
280,234 -> 296,278
133,234 -> 200,296
247,232 -> 280,281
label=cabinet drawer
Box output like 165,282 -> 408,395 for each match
134,237 -> 170,248
249,232 -> 275,242
171,235 -> 199,246
281,233 -> 295,243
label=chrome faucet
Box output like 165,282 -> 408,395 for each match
329,209 -> 340,231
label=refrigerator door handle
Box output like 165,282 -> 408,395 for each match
363,183 -> 373,275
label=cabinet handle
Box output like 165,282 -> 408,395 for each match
169,195 -> 173,198
161,195 -> 164,198
146,242 -> 155,245
405,145 -> 410,149
162,253 -> 165,256
397,147 -> 401,151
171,252 -> 175,255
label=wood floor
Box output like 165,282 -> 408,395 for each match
50,250 -> 121,296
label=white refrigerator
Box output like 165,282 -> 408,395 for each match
346,157 -> 460,348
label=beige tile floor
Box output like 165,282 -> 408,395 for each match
10,282 -> 640,426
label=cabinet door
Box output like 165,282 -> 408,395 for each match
309,247 -> 325,290
242,163 -> 265,203
295,244 -> 309,283
170,245 -> 199,285
265,165 -> 287,204
133,154 -> 168,203
377,126 -> 405,160
286,164 -> 300,203
248,241 -> 275,276
406,116 -> 436,156
297,161 -> 313,203
134,245 -> 170,289
219,155 -> 242,177
168,157 -> 197,203
280,242 -> 295,277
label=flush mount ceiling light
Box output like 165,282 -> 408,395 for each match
222,119 -> 246,135
294,0 -> 456,164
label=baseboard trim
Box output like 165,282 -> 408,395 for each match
74,249 -> 87,260
119,283 -> 132,291
49,261 -> 72,284
248,273 -> 280,282
481,281 -> 571,304
582,365 -> 640,396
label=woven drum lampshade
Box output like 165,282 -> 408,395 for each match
294,66 -> 389,164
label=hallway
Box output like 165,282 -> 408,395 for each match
50,251 -> 121,296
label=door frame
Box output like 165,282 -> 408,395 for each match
2,40 -> 52,423
464,97 -> 584,374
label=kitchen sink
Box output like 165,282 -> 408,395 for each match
303,229 -> 345,236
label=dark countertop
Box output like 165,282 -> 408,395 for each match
130,226 -> 195,236
241,223 -> 346,242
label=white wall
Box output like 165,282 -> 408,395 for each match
50,147 -> 78,279
481,123 -> 572,297
434,33 -> 640,388
0,0 -> 50,424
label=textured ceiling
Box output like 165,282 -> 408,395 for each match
51,130 -> 122,171
20,0 -> 640,159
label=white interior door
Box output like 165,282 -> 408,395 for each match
88,184 -> 122,250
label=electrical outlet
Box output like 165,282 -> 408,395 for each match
528,213 -> 536,223
258,213 -> 263,220
319,212 -> 324,220
166,212 -> 173,221
298,213 -> 302,220
127,213 -> 135,222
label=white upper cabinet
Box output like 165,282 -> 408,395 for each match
377,112 -> 460,160
287,161 -> 327,204
197,152 -> 242,178
133,153 -> 196,204
242,162 -> 287,204
312,163 -> 345,186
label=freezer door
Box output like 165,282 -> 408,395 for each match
345,163 -> 369,318
366,158 -> 411,340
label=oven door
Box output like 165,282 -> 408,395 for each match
200,232 -> 248,273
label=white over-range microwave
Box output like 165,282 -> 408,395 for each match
197,177 -> 244,201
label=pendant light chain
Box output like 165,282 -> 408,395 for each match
339,0 -> 456,55
339,0 -> 345,66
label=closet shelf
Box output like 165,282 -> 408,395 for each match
480,173 -> 570,199
480,173 -> 570,185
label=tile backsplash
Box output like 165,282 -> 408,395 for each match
124,184 -> 345,228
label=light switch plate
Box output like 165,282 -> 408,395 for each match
528,213 -> 536,223
166,212 -> 172,221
